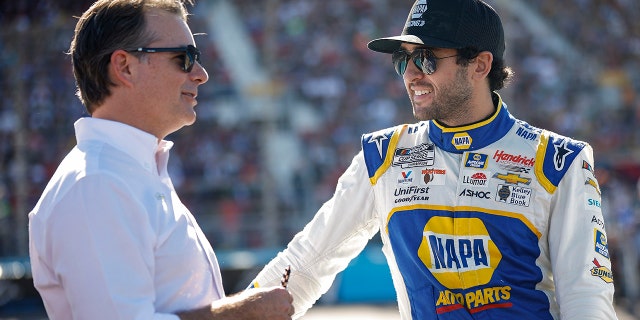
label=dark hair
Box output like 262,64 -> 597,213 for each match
456,47 -> 514,92
69,0 -> 193,114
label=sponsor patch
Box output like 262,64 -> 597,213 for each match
435,287 -> 513,315
585,178 -> 601,195
493,150 -> 535,167
459,189 -> 491,199
591,215 -> 605,229
582,160 -> 594,174
552,139 -> 574,171
393,143 -> 435,168
452,133 -> 472,150
493,172 -> 531,185
418,217 -> 502,289
585,197 -> 601,211
461,170 -> 490,188
590,258 -> 613,283
398,171 -> 414,185
465,153 -> 488,169
516,126 -> 538,141
594,229 -> 609,259
421,168 -> 446,186
394,186 -> 430,203
495,185 -> 532,207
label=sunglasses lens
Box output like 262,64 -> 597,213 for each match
392,51 -> 409,76
391,49 -> 439,75
184,45 -> 201,72
414,49 -> 436,75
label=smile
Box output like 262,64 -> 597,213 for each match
414,89 -> 432,96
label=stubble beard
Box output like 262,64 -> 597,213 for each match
412,66 -> 473,124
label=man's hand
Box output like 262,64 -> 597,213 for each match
178,286 -> 294,320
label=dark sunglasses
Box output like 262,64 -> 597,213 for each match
127,44 -> 201,73
392,48 -> 458,76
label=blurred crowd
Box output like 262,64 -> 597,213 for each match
0,0 -> 639,313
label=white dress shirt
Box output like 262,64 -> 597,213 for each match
29,118 -> 225,319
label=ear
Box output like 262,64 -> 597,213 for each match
109,49 -> 136,88
472,51 -> 493,81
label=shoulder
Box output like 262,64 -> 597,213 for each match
534,127 -> 591,193
360,123 -> 427,182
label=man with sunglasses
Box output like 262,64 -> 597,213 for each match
251,0 -> 617,319
28,0 -> 294,319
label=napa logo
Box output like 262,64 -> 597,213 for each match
418,217 -> 502,289
594,229 -> 609,259
452,133 -> 472,150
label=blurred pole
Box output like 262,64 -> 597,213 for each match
202,0 -> 283,247
259,0 -> 281,247
6,19 -> 30,256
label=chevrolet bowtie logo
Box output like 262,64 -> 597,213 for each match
493,173 -> 531,185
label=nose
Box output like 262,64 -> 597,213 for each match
403,57 -> 424,81
191,62 -> 209,84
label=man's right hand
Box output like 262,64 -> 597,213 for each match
178,286 -> 294,320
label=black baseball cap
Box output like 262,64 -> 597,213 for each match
367,0 -> 505,60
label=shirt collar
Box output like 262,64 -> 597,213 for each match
428,93 -> 515,153
74,117 -> 174,174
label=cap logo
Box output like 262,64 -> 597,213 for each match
412,0 -> 428,19
407,0 -> 427,27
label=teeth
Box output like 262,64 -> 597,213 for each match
414,90 -> 431,96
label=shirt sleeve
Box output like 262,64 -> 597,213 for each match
250,152 -> 380,319
547,144 -> 618,319
39,174 -> 179,320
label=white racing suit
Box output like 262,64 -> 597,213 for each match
251,94 -> 617,319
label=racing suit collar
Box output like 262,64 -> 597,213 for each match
428,93 -> 515,154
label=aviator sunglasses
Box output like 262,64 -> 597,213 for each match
127,44 -> 201,73
392,48 -> 458,76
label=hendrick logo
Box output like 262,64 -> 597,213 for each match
493,150 -> 535,167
